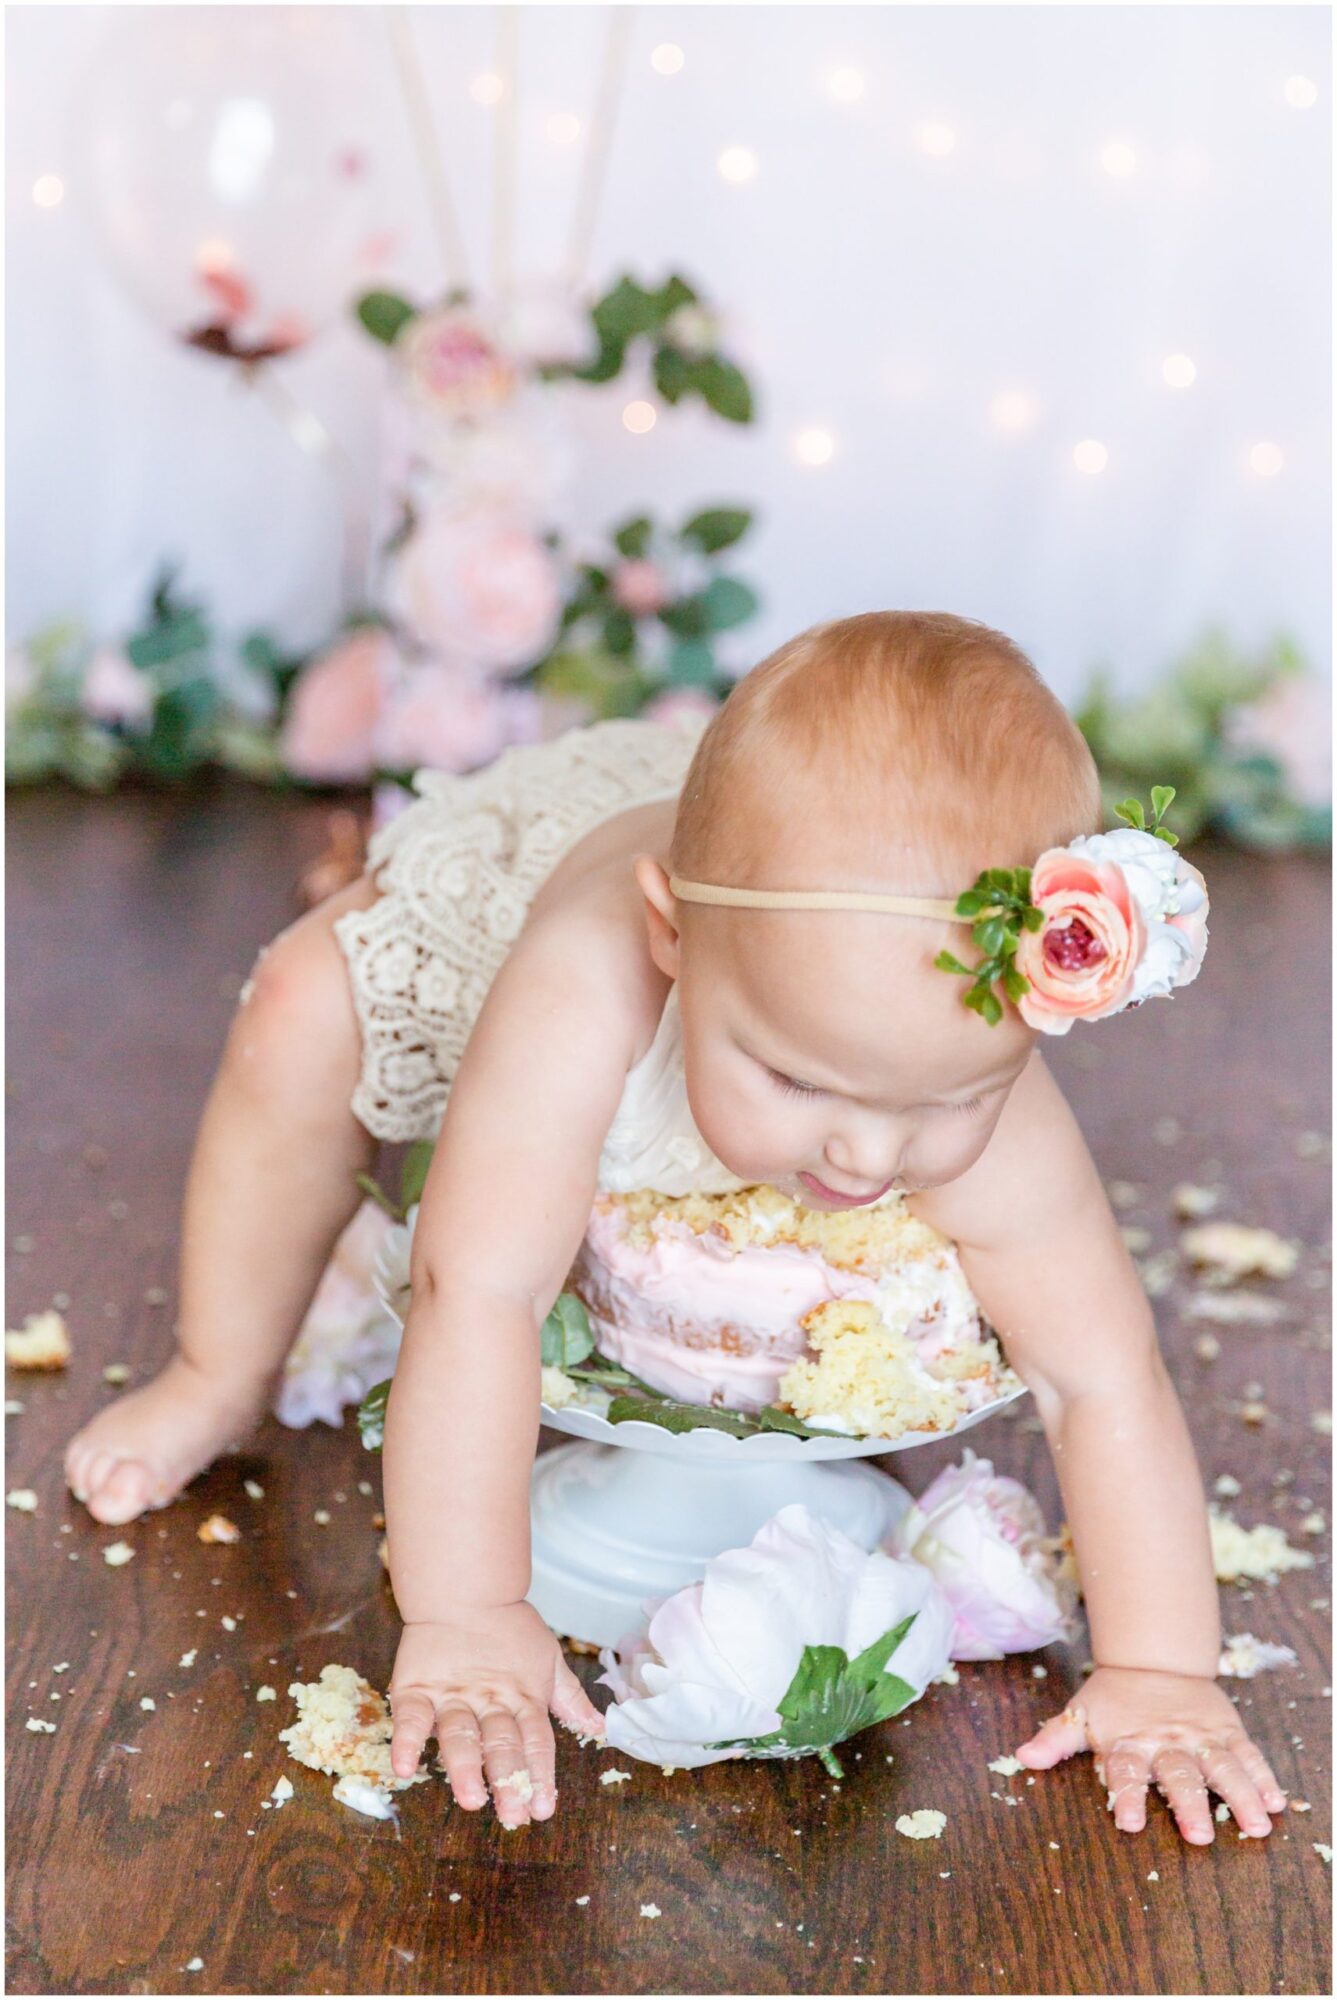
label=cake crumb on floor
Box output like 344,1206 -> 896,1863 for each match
896,1809 -> 947,1839
102,1542 -> 135,1567
5,1311 -> 71,1369
599,1768 -> 632,1786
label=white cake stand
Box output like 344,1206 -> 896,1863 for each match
370,1211 -> 1026,1648
528,1388 -> 1026,1648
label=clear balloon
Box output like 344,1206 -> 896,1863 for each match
70,5 -> 396,361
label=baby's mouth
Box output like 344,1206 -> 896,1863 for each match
796,1171 -> 899,1209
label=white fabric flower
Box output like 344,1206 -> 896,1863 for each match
1067,827 -> 1206,928
597,1503 -> 952,1773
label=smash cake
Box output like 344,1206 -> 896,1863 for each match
569,1184 -> 1018,1440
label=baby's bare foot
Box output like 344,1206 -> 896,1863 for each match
64,1355 -> 272,1526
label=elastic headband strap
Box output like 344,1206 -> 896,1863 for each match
668,875 -> 972,924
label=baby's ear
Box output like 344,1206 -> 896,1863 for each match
633,855 -> 681,980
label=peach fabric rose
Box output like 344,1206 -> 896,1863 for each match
388,507 -> 563,675
1013,849 -> 1147,1035
1012,828 -> 1210,1034
280,629 -> 396,785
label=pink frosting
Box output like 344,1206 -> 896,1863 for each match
572,1204 -> 984,1414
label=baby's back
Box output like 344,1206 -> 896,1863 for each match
333,717 -> 706,1148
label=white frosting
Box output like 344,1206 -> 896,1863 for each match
596,985 -> 747,1197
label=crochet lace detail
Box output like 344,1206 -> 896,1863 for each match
334,719 -> 706,1143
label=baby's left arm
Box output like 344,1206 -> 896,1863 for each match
910,1051 -> 1287,1844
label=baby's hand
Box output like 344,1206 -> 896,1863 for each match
388,1601 -> 606,1826
1015,1664 -> 1288,1845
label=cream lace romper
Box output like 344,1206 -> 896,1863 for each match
333,717 -> 747,1199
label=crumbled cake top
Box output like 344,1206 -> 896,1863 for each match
600,1184 -> 952,1271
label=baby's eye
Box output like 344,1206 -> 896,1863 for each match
767,1067 -> 823,1100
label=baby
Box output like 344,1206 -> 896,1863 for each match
65,611 -> 1287,1842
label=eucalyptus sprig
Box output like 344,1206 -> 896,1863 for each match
932,867 -> 1042,1027
1114,785 -> 1179,846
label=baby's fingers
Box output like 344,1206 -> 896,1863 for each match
388,1688 -> 436,1782
514,1699 -> 558,1819
1100,1743 -> 1152,1833
1200,1747 -> 1274,1840
1151,1749 -> 1213,1845
1230,1735 -> 1288,1815
435,1701 -> 488,1810
550,1653 -> 606,1740
1015,1702 -> 1089,1770
478,1703 -> 533,1827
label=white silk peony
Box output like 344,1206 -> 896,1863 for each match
597,1503 -> 953,1773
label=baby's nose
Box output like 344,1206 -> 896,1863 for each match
823,1130 -> 900,1188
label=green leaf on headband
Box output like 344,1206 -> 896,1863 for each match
1150,784 -> 1176,820
1003,967 -> 1031,1003
1022,905 -> 1044,931
954,889 -> 987,916
934,950 -> 971,976
1153,826 -> 1179,846
972,917 -> 1008,956
1115,796 -> 1146,830
979,991 -> 1003,1026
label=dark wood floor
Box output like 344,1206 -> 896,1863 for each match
5,782 -> 1331,1996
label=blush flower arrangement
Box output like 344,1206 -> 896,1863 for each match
934,789 -> 1211,1034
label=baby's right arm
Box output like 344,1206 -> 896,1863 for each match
383,909 -> 658,1823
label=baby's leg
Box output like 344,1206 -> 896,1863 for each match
64,876 -> 381,1525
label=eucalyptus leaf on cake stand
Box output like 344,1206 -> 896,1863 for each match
357,1155 -> 1026,1648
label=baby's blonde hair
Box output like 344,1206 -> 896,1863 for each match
670,612 -> 1102,895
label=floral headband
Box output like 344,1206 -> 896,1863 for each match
669,789 -> 1209,1037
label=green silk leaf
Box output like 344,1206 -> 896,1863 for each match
541,1293 -> 596,1369
706,1616 -> 921,1763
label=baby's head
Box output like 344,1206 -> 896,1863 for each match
636,610 -> 1102,1207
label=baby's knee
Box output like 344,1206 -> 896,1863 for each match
229,916 -> 360,1099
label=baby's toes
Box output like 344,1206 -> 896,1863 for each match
87,1458 -> 155,1525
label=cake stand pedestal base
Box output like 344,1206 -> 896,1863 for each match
527,1439 -> 913,1649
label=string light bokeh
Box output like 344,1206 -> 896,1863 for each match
7,4 -> 1329,694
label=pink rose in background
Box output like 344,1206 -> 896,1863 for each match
1226,673 -> 1333,811
642,687 -> 720,729
1013,846 -> 1146,1035
887,1450 -> 1079,1661
611,558 -> 671,617
388,507 -> 563,674
372,663 -> 536,776
398,307 -> 518,422
280,628 -> 396,784
80,646 -> 154,730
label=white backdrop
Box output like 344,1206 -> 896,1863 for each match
5,3 -> 1331,700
